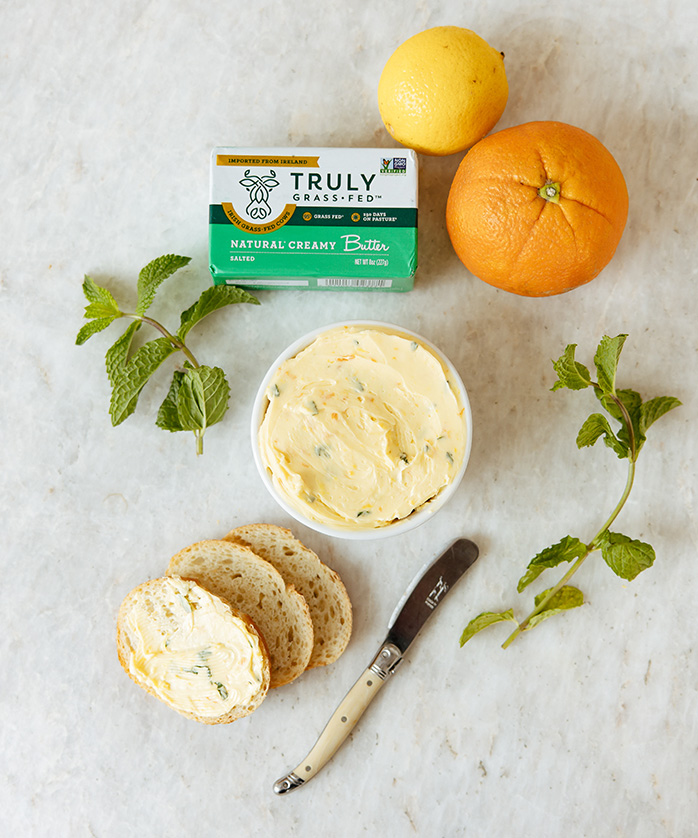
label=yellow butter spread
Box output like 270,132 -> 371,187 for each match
125,578 -> 264,718
258,325 -> 467,529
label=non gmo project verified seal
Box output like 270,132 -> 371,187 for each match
380,157 -> 407,174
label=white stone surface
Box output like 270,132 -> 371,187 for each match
2,1 -> 697,836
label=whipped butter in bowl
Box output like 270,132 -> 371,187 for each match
251,321 -> 472,539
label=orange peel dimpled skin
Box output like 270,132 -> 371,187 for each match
446,121 -> 629,296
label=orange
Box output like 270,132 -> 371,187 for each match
446,121 -> 629,296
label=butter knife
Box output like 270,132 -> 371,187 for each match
273,537 -> 479,794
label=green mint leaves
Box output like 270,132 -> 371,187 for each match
461,334 -> 680,649
556,335 -> 681,462
177,285 -> 258,341
593,333 -> 626,395
516,536 -> 588,593
136,254 -> 191,316
459,610 -> 516,646
108,332 -> 178,426
596,532 -> 655,581
526,586 -> 584,630
576,412 -> 629,458
77,254 -> 260,454
76,277 -> 123,344
551,343 -> 593,390
156,364 -> 231,455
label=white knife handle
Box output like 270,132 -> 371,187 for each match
273,641 -> 403,794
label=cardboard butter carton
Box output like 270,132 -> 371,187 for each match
209,148 -> 418,291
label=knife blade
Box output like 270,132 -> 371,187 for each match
273,537 -> 479,795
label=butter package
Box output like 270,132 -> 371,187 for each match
209,147 -> 418,291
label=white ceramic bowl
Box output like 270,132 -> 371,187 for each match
250,321 -> 473,540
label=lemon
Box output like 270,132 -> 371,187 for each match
377,26 -> 508,156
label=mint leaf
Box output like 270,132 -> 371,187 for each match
136,254 -> 191,316
175,366 -> 230,432
639,396 -> 682,435
84,301 -> 121,319
551,344 -> 592,391
82,276 -> 121,317
177,285 -> 259,341
576,413 -> 629,459
78,277 -> 122,344
596,388 -> 644,455
76,316 -> 118,345
596,387 -> 641,423
598,531 -> 655,580
105,322 -> 140,387
517,536 -> 588,592
156,371 -> 185,432
576,413 -> 629,458
527,586 -> 584,629
460,610 -> 517,646
593,390 -> 680,459
593,334 -> 627,396
109,337 -> 179,426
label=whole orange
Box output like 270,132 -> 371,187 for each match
446,121 -> 629,296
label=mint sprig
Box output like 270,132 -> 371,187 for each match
461,334 -> 681,648
77,254 -> 260,454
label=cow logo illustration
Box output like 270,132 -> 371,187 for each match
238,169 -> 280,220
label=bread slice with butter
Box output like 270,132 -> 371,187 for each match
116,576 -> 270,724
224,524 -> 352,669
167,540 -> 314,688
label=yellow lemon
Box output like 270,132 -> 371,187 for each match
378,26 -> 508,156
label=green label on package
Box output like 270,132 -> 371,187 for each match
209,147 -> 418,291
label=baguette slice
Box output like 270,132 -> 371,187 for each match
167,540 -> 313,688
116,576 -> 270,724
224,524 -> 352,668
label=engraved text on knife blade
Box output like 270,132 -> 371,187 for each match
425,575 -> 449,610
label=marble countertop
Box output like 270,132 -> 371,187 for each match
2,1 -> 697,836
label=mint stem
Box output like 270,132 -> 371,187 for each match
123,312 -> 206,456
501,553 -> 589,648
124,312 -> 201,369
501,382 -> 637,648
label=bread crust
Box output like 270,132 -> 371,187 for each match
116,576 -> 270,724
224,524 -> 352,668
167,541 -> 314,688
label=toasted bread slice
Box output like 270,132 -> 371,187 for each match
167,540 -> 313,688
224,524 -> 352,668
116,576 -> 270,724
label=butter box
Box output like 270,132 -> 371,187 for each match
209,147 -> 418,291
